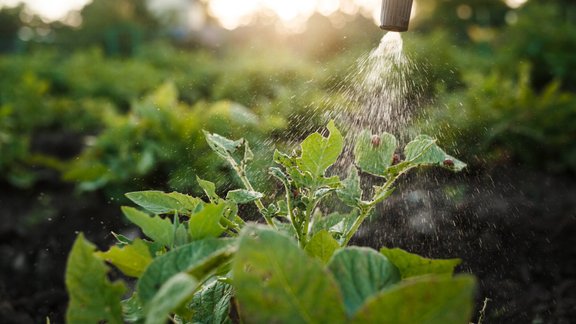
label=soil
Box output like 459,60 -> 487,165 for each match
1,166 -> 575,323
355,167 -> 576,324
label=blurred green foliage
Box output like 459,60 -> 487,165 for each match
1,0 -> 576,197
0,42 -> 331,193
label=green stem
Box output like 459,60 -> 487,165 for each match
342,172 -> 405,246
283,183 -> 303,246
230,161 -> 276,229
341,205 -> 373,246
300,196 -> 317,247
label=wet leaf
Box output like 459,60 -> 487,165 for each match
126,191 -> 201,215
65,234 -> 125,324
297,120 -> 343,178
226,189 -> 263,204
197,176 -> 220,203
354,131 -> 397,176
327,247 -> 400,315
351,275 -> 476,323
190,280 -> 233,324
122,206 -> 173,248
95,238 -> 152,278
336,166 -> 362,208
203,130 -> 243,161
233,225 -> 346,323
145,273 -> 199,324
380,247 -> 461,279
305,229 -> 340,264
189,202 -> 226,240
138,238 -> 235,304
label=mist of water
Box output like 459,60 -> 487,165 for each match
323,32 -> 423,173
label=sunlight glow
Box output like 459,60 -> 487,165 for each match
504,0 -> 528,9
0,0 -> 90,21
208,0 -> 383,31
0,0 -> 417,32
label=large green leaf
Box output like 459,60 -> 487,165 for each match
354,131 -> 397,176
327,247 -> 401,315
226,189 -> 263,204
95,238 -> 152,278
189,202 -> 226,240
297,120 -> 343,178
125,191 -> 201,215
336,166 -> 362,208
351,275 -> 476,324
65,234 -> 126,324
145,273 -> 199,324
190,280 -> 234,324
138,238 -> 235,304
122,206 -> 174,248
233,225 -> 346,323
380,247 -> 461,279
305,230 -> 340,264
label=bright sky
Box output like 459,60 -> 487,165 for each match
0,0 -> 528,31
0,0 -> 91,21
0,0 -> 384,29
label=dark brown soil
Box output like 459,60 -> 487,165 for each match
1,167 -> 575,323
355,167 -> 576,324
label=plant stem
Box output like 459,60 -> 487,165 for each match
230,160 -> 276,229
300,196 -> 317,247
341,206 -> 373,246
283,182 -> 303,245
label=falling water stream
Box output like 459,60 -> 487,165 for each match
326,32 -> 423,173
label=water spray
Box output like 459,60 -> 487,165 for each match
380,0 -> 413,32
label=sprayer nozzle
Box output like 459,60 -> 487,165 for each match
380,0 -> 413,32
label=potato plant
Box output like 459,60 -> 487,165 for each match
65,121 -> 475,323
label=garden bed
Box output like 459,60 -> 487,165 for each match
1,167 -> 575,323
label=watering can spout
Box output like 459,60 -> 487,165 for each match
380,0 -> 413,32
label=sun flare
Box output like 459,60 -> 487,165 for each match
208,0 -> 382,31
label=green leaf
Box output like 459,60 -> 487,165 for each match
327,247 -> 401,315
380,247 -> 461,279
125,191 -> 201,215
138,238 -> 235,304
233,225 -> 346,323
95,238 -> 152,278
226,189 -> 263,204
189,203 -> 226,240
122,206 -> 174,248
122,293 -> 144,323
312,212 -> 357,239
354,131 -> 397,176
145,273 -> 199,324
197,176 -> 220,203
203,130 -> 243,161
336,166 -> 362,208
190,280 -> 233,324
174,223 -> 189,247
65,234 -> 125,324
305,230 -> 340,264
403,135 -> 466,172
297,120 -> 343,178
269,166 -> 290,186
273,150 -> 296,169
351,275 -> 476,324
